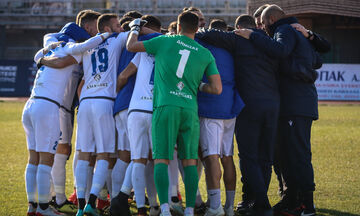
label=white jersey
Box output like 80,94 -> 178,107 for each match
80,32 -> 129,100
61,65 -> 83,110
31,46 -> 81,104
128,52 -> 155,113
32,32 -> 107,106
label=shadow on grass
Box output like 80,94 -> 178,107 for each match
317,208 -> 360,216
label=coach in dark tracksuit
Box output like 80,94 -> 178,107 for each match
196,15 -> 280,216
236,5 -> 325,216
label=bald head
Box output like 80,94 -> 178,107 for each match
261,4 -> 285,35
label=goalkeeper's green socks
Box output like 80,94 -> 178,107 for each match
154,163 -> 169,205
184,165 -> 199,208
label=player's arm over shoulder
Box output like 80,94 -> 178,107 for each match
200,53 -> 222,95
40,55 -> 79,69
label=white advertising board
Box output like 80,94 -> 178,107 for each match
315,64 -> 360,101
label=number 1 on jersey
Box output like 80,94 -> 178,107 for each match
176,49 -> 190,78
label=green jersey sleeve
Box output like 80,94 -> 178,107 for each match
205,58 -> 219,77
143,35 -> 165,55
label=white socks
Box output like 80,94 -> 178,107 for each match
85,166 -> 94,200
225,190 -> 235,209
90,160 -> 109,197
145,161 -> 158,207
75,160 -> 89,199
25,163 -> 37,203
52,153 -> 68,205
184,207 -> 194,215
121,161 -> 133,195
72,150 -> 79,185
160,203 -> 170,213
168,150 -> 179,200
106,168 -> 112,199
37,164 -> 52,203
132,163 -> 146,208
208,188 -> 221,210
111,159 -> 128,198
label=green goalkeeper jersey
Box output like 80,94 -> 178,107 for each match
143,34 -> 219,111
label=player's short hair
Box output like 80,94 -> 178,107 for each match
209,19 -> 227,31
177,11 -> 199,33
262,4 -> 285,21
168,21 -> 177,33
76,9 -> 97,25
119,16 -> 134,26
183,6 -> 202,13
123,10 -> 143,19
79,11 -> 101,28
253,4 -> 270,18
141,15 -> 161,31
121,21 -> 131,31
235,15 -> 256,29
97,13 -> 119,32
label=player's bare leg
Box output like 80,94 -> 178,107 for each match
203,154 -> 224,214
221,155 -> 236,215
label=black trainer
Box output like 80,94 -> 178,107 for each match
236,200 -> 254,215
194,202 -> 207,215
245,207 -> 273,216
110,192 -> 131,216
301,207 -> 316,216
137,207 -> 147,216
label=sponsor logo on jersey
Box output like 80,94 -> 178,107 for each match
170,90 -> 192,99
177,81 -> 184,91
94,74 -> 101,81
87,83 -> 108,89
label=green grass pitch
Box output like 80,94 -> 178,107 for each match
0,101 -> 359,215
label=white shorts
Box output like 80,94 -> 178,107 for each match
22,98 -> 60,154
75,99 -> 115,153
59,107 -> 74,144
128,111 -> 152,160
199,117 -> 236,158
115,109 -> 130,151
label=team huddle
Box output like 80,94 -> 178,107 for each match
22,4 -> 330,216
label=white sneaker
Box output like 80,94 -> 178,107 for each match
224,206 -> 234,216
160,209 -> 172,216
150,206 -> 161,216
184,207 -> 194,216
36,205 -> 65,216
204,205 -> 225,216
170,201 -> 184,216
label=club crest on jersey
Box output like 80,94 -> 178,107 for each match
94,74 -> 101,81
177,81 -> 184,91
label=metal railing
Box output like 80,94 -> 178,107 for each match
0,0 -> 247,19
